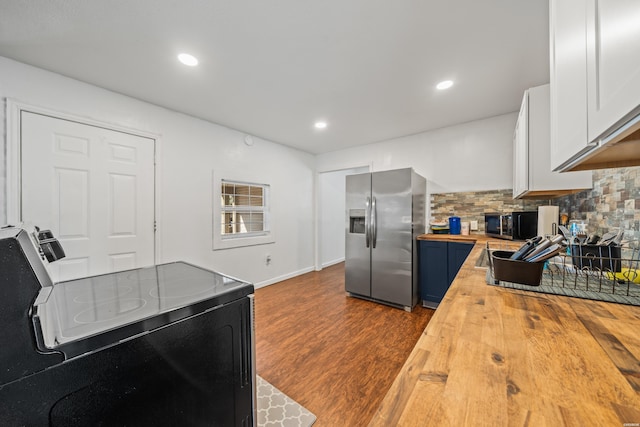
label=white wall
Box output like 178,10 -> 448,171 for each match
0,56 -> 315,287
315,113 -> 517,255
318,167 -> 368,268
316,113 -> 517,212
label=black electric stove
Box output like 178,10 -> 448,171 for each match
0,227 -> 255,426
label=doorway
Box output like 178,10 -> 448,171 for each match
317,166 -> 369,269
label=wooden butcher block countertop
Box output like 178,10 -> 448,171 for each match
370,234 -> 640,426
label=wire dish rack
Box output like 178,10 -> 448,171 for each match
485,240 -> 640,306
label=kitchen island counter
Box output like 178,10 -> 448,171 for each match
370,234 -> 640,426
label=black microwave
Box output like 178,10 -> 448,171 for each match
484,211 -> 538,240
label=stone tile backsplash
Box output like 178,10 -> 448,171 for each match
558,166 -> 640,241
431,166 -> 640,242
430,189 -> 548,232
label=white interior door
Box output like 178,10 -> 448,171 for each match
21,111 -> 155,282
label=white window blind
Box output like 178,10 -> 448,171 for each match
212,171 -> 274,250
220,180 -> 269,237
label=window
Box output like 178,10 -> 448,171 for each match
212,171 -> 274,250
221,181 -> 268,237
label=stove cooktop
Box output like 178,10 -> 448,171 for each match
33,262 -> 253,358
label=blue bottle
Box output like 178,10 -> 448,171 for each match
449,216 -> 461,235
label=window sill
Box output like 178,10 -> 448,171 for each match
213,233 -> 275,250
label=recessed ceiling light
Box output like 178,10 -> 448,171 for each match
178,53 -> 199,66
314,121 -> 328,129
436,80 -> 454,90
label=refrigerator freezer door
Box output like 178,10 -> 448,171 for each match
371,169 -> 413,306
345,173 -> 372,297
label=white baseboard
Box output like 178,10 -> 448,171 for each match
321,257 -> 344,269
254,266 -> 315,289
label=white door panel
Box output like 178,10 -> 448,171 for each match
109,253 -> 137,272
21,112 -> 155,282
53,258 -> 90,283
586,0 -> 640,141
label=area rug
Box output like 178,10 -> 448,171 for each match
256,375 -> 316,427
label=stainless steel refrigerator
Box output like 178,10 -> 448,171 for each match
345,168 -> 426,311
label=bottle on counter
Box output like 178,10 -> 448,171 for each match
449,216 -> 461,235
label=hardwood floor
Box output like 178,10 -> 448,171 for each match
254,263 -> 434,426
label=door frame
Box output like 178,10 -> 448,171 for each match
314,162 -> 372,271
6,98 -> 163,264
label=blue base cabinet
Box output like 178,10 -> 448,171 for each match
418,241 -> 449,307
419,240 -> 473,308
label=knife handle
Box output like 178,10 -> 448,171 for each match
523,239 -> 552,261
527,244 -> 562,262
510,236 -> 543,261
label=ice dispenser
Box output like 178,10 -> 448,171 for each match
349,209 -> 366,234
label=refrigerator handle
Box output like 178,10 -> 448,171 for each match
372,196 -> 377,248
365,197 -> 371,248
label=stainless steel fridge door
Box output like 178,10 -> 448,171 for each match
371,169 -> 413,307
345,173 -> 371,297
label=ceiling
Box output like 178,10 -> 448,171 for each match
0,0 -> 549,155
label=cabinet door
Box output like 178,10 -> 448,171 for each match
419,241 -> 448,306
549,0 -> 591,171
517,83 -> 592,194
513,92 -> 529,198
586,0 -> 640,142
447,242 -> 473,284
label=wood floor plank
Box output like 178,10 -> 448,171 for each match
254,262 -> 433,426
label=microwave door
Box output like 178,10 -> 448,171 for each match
514,212 -> 538,240
501,215 -> 513,238
485,215 -> 500,236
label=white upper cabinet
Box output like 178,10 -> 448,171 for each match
586,0 -> 640,141
550,0 -> 640,172
549,0 -> 590,172
513,84 -> 592,199
513,94 -> 529,198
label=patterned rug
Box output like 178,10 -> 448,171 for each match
256,376 -> 316,427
